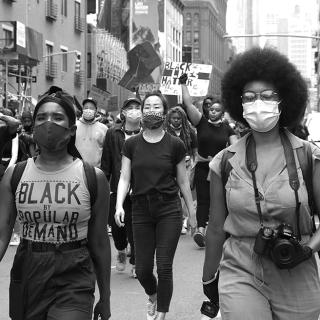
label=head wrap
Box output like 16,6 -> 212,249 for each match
34,86 -> 81,159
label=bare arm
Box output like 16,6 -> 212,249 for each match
0,166 -> 17,261
176,159 -> 196,226
87,168 -> 111,318
306,159 -> 320,252
115,156 -> 131,227
8,135 -> 19,167
181,84 -> 202,126
202,170 -> 227,281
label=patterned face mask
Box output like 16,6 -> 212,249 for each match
142,111 -> 166,130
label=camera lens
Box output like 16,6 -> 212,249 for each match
271,239 -> 296,265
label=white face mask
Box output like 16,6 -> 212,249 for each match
242,100 -> 281,133
125,109 -> 142,122
83,109 -> 95,121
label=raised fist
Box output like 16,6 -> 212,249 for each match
179,73 -> 188,85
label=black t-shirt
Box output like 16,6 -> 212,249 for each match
196,116 -> 235,158
122,132 -> 186,195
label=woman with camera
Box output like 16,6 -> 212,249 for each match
202,47 -> 320,319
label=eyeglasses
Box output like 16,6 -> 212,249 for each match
241,90 -> 279,104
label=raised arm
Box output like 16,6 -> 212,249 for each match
179,74 -> 202,126
114,155 -> 131,227
8,134 -> 19,168
0,166 -> 17,261
87,168 -> 111,320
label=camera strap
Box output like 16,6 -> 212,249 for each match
246,131 -> 302,240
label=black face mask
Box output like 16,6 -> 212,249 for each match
33,122 -> 71,152
23,124 -> 33,132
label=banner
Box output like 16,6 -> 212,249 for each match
160,62 -> 212,97
89,85 -> 110,110
138,83 -> 160,100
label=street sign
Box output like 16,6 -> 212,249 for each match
160,62 -> 212,96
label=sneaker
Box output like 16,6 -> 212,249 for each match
131,265 -> 137,278
116,251 -> 127,271
9,233 -> 20,246
147,298 -> 157,320
193,231 -> 205,248
107,226 -> 112,236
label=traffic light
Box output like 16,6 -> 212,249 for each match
75,54 -> 81,73
182,46 -> 192,63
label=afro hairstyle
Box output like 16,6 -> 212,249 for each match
221,47 -> 308,128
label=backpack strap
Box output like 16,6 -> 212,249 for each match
82,161 -> 97,207
11,160 -> 28,195
220,150 -> 235,214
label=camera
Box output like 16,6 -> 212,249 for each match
254,223 -> 301,268
200,300 -> 219,319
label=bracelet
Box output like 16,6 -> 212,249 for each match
202,271 -> 218,285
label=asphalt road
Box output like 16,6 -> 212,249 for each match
0,234 -> 213,320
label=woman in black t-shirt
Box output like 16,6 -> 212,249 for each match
179,74 -> 238,248
115,92 -> 195,320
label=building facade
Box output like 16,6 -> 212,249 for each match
182,0 -> 229,96
0,0 -> 87,111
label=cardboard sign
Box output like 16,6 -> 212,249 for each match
160,62 -> 212,97
89,85 -> 110,110
138,83 -> 160,100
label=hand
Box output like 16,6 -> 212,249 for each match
203,273 -> 219,304
115,207 -> 125,227
273,245 -> 313,269
93,299 -> 111,320
179,73 -> 188,85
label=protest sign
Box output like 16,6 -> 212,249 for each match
88,85 -> 118,112
160,62 -> 212,96
138,83 -> 160,100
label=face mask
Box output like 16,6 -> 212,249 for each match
33,122 -> 71,151
142,111 -> 165,130
125,109 -> 142,122
83,109 -> 95,121
242,100 -> 280,133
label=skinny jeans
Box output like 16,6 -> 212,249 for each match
109,193 -> 135,264
194,162 -> 210,228
131,192 -> 182,312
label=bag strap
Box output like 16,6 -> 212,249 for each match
82,161 -> 97,207
220,149 -> 234,214
11,160 -> 28,195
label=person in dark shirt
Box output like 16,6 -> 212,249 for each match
165,105 -> 197,234
180,74 -> 238,247
101,97 -> 142,278
115,91 -> 195,320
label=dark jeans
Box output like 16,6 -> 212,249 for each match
194,162 -> 210,228
109,193 -> 135,265
131,192 -> 182,312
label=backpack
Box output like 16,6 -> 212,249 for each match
220,138 -> 317,230
10,160 -> 97,207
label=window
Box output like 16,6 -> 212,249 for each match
61,48 -> 67,72
194,13 -> 200,28
4,29 -> 13,48
194,31 -> 199,44
46,44 -> 53,64
75,1 -> 80,18
61,0 -> 67,16
194,47 -> 199,57
186,31 -> 191,43
87,52 -> 92,78
186,13 -> 191,25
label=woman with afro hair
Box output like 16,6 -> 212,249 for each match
202,47 -> 320,319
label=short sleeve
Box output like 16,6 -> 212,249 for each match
311,143 -> 320,165
190,130 -> 198,149
195,115 -> 207,129
174,137 -> 186,164
208,150 -> 224,178
122,136 -> 134,160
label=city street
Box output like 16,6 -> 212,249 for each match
0,233 -> 216,320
